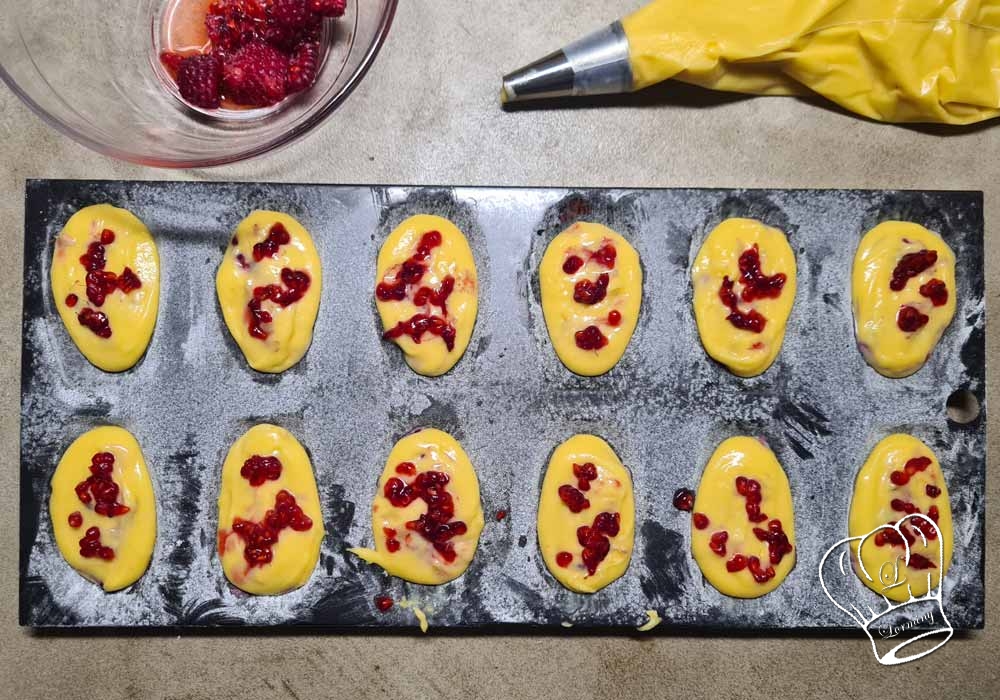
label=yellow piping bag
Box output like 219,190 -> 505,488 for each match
501,0 -> 1000,125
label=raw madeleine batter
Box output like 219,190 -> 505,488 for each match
690,437 -> 796,598
350,429 -> 484,585
217,424 -> 324,595
217,211 -> 322,373
51,204 -> 160,372
852,221 -> 956,378
849,434 -> 952,602
621,0 -> 1000,125
691,218 -> 796,377
539,222 -> 642,376
375,215 -> 478,376
49,426 -> 157,592
537,434 -> 635,593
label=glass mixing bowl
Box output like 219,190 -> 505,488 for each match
0,1 -> 396,167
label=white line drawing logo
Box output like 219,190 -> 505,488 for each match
818,513 -> 952,665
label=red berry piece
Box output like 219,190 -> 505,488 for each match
555,551 -> 573,568
572,462 -> 598,491
78,308 -> 112,338
590,244 -> 617,269
495,510 -> 507,521
79,526 -> 114,560
412,276 -> 455,315
692,512 -> 709,530
240,455 -> 283,486
890,249 -> 937,291
558,485 -> 591,513
117,267 -> 142,294
374,595 -> 394,612
737,244 -> 786,302
905,457 -> 931,474
726,554 -> 747,572
573,273 -> 609,305
672,488 -> 694,512
177,54 -> 223,109
205,0 -> 267,53
735,476 -> 748,495
65,294 -> 78,308
719,277 -> 767,333
222,41 -> 289,107
574,325 -> 608,350
271,0 -> 312,28
395,461 -> 416,476
747,555 -> 776,584
908,553 -> 937,570
309,0 -> 346,17
231,488 -> 314,567
381,469 -> 469,563
160,51 -> 185,75
919,278 -> 948,306
68,512 -> 83,529
576,511 -> 619,575
897,305 -> 929,332
382,314 -> 457,352
562,255 -> 584,274
79,241 -> 106,272
926,484 -> 941,498
709,530 -> 728,556
253,222 -> 291,261
100,229 -> 116,245
383,527 -> 401,552
286,41 -> 320,93
376,231 -> 442,302
890,470 -> 909,486
607,310 -> 622,326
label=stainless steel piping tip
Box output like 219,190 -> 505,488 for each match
501,21 -> 634,104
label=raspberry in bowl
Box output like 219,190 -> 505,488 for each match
0,0 -> 396,166
159,0 -> 345,114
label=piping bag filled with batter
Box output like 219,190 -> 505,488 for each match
501,0 -> 1000,125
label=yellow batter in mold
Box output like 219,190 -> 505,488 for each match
49,426 -> 156,592
375,215 -> 479,377
637,609 -> 661,631
216,211 -> 322,373
537,434 -> 635,593
349,428 -> 484,585
691,218 -> 796,377
51,204 -> 160,372
852,222 -> 956,378
539,222 -> 642,376
691,437 -> 796,598
849,434 -> 952,602
217,424 -> 324,595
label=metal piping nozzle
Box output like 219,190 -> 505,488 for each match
501,21 -> 634,104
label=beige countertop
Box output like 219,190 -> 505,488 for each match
1,1 -> 996,697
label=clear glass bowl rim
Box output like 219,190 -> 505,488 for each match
0,0 -> 398,169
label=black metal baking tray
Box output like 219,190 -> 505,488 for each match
20,180 -> 985,631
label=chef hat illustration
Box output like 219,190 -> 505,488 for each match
818,513 -> 952,665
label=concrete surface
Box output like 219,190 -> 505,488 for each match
1,0 -> 997,698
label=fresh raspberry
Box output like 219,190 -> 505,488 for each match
159,52 -> 185,76
271,0 -> 312,29
177,54 -> 223,109
205,0 -> 267,52
222,41 -> 289,106
264,11 -> 322,50
309,0 -> 346,17
286,41 -> 320,93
